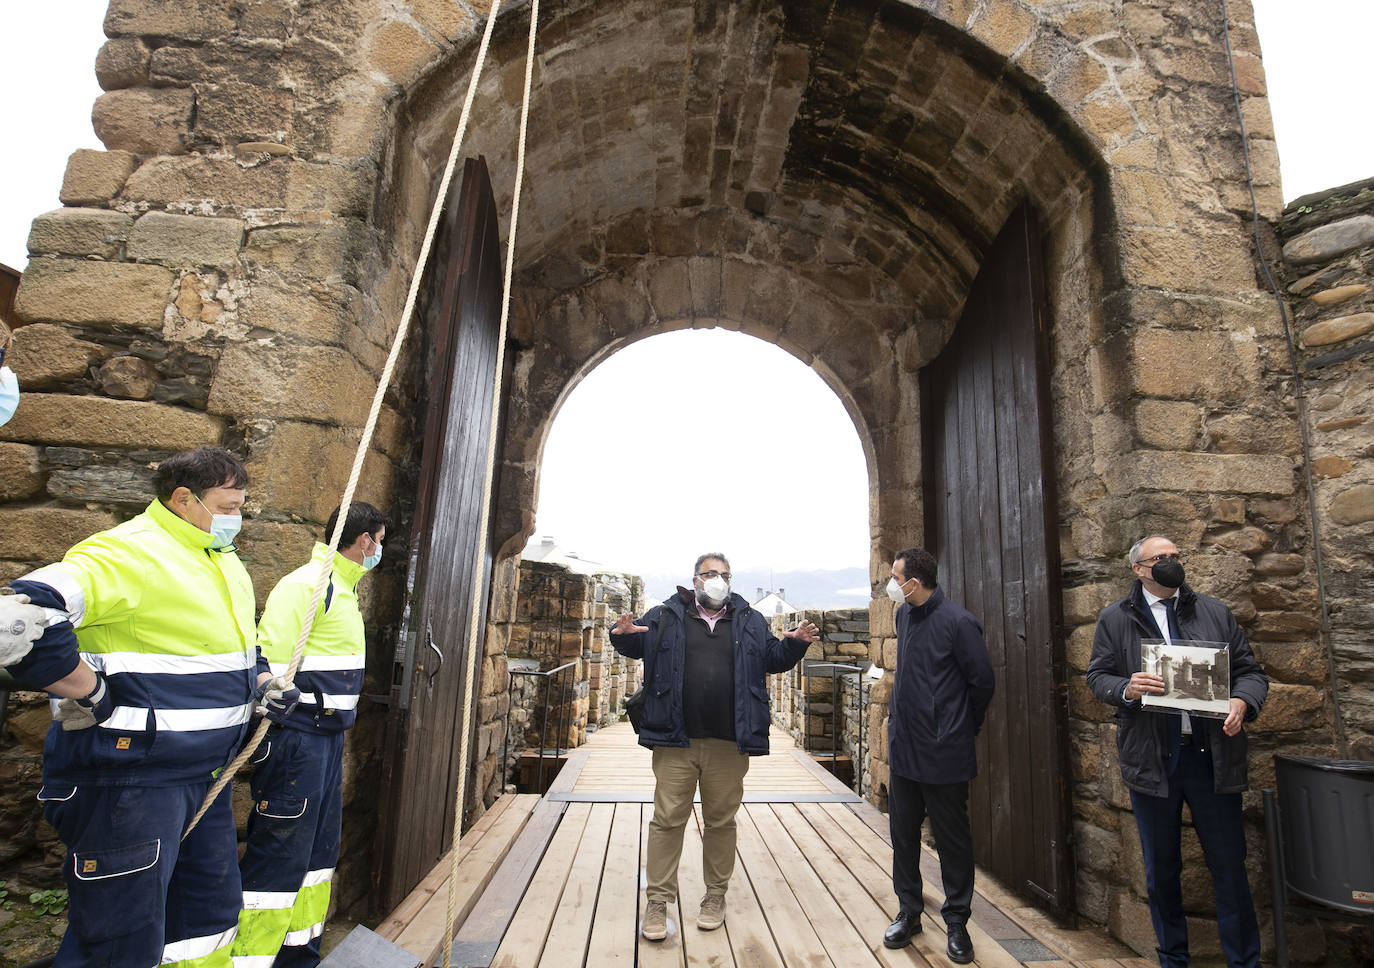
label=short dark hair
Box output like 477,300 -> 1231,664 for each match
694,552 -> 730,574
895,547 -> 938,589
154,447 -> 248,501
325,501 -> 390,548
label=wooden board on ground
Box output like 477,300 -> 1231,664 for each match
537,803 -> 615,967
391,795 -> 540,962
731,800 -> 837,967
584,802 -> 641,967
376,794 -> 518,941
766,803 -> 932,968
489,802 -> 593,968
814,803 -> 1024,968
450,797 -> 569,965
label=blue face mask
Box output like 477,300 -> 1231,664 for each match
363,540 -> 382,571
0,366 -> 18,427
196,495 -> 242,549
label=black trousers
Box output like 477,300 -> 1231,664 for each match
889,772 -> 975,926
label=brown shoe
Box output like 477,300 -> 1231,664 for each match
697,893 -> 726,931
641,899 -> 668,941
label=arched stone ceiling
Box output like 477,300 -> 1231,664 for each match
384,0 -> 1106,327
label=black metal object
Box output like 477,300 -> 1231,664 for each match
800,661 -> 867,796
502,659 -> 577,793
1264,753 -> 1374,968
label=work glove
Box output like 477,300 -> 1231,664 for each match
253,675 -> 301,724
0,588 -> 50,667
54,671 -> 115,731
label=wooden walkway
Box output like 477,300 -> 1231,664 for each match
333,724 -> 1146,968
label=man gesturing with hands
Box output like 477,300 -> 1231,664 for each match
610,553 -> 818,942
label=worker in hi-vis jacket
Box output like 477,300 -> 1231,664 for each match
231,501 -> 389,968
0,446 -> 295,968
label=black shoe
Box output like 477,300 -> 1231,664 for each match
946,923 -> 974,964
882,911 -> 922,949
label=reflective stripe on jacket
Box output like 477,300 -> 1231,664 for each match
12,498 -> 257,786
256,543 -> 366,732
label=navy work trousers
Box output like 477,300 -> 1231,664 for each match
235,726 -> 345,968
41,778 -> 241,967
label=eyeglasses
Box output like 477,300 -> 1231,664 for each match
696,570 -> 732,582
1137,553 -> 1184,566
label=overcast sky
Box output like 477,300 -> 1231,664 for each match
2,1 -> 1370,583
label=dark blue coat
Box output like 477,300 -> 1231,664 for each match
888,587 -> 996,784
1086,581 -> 1268,797
609,590 -> 809,755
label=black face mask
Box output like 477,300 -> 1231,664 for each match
1150,558 -> 1185,589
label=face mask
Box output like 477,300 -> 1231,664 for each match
1151,558 -> 1185,589
0,366 -> 18,427
363,541 -> 382,571
886,577 -> 908,603
196,495 -> 242,549
696,576 -> 729,608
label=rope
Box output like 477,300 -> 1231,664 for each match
440,2 -> 539,964
183,0 -> 510,839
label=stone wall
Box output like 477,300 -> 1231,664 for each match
499,560 -> 642,788
1278,180 -> 1374,760
767,606 -> 871,771
2,0 -> 1365,948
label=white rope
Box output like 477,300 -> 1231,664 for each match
440,1 -> 539,964
183,0 -> 510,840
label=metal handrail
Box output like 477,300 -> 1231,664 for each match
801,661 -> 867,795
502,659 -> 578,792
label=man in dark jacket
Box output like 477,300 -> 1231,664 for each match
610,552 -> 818,942
1087,535 -> 1267,968
883,547 -> 995,965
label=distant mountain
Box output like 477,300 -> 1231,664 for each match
640,566 -> 872,610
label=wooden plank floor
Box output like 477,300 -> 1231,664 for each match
433,724 -> 1142,968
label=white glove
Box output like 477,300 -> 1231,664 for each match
0,589 -> 49,666
54,673 -> 114,731
253,675 -> 301,723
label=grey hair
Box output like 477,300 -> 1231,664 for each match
694,552 -> 731,574
1128,536 -> 1173,566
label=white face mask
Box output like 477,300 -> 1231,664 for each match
886,577 -> 908,603
697,575 -> 730,607
196,495 -> 242,549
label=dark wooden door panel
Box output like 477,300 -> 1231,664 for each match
920,203 -> 1074,917
376,157 -> 505,909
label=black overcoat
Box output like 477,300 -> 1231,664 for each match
887,587 -> 996,784
1086,580 -> 1268,797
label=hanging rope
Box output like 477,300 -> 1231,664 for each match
440,1 -> 539,964
183,0 -> 510,839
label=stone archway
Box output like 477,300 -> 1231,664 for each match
4,0 -> 1330,947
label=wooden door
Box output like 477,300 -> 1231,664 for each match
375,157 -> 506,909
920,203 -> 1075,918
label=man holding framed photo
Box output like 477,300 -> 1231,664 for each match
1087,535 -> 1269,968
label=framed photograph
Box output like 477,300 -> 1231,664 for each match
1139,639 -> 1231,719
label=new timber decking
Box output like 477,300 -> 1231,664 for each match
332,724 -> 1144,968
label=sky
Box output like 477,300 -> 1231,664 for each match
1,1 -> 1371,587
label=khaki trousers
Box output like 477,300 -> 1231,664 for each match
646,739 -> 750,903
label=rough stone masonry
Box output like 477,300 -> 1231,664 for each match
0,0 -> 1368,961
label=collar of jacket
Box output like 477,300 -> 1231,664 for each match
1124,579 -> 1197,621
147,497 -> 219,552
311,542 -> 366,590
671,587 -> 751,618
900,584 -> 946,621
